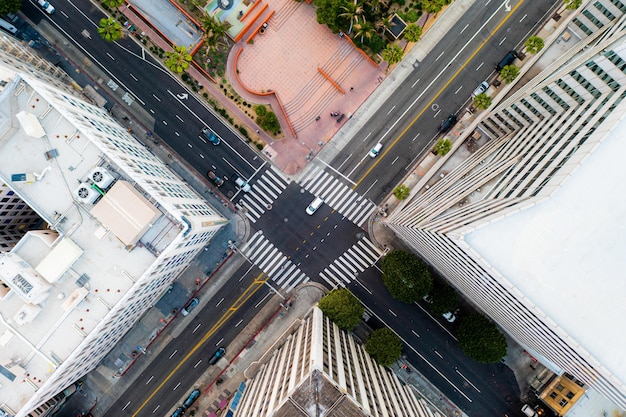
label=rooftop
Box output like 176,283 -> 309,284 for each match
465,104 -> 626,386
0,62 -> 177,407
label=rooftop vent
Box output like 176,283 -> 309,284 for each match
88,167 -> 115,190
74,184 -> 99,205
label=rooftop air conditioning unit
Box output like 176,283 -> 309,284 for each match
74,184 -> 99,205
88,167 -> 115,190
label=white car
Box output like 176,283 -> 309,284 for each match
442,311 -> 456,323
306,197 -> 324,215
369,142 -> 383,158
472,81 -> 489,97
37,0 -> 55,14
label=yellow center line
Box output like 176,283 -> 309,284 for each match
132,273 -> 266,416
354,0 -> 525,188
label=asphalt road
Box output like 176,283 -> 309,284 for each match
327,0 -> 561,203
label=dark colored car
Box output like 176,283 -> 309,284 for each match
171,407 -> 185,417
496,50 -> 518,72
182,389 -> 200,409
439,114 -> 457,133
207,171 -> 224,187
201,127 -> 220,145
181,297 -> 199,316
209,347 -> 226,365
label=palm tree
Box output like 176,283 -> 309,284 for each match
201,15 -> 231,51
376,15 -> 394,35
339,0 -> 365,34
101,0 -> 124,8
165,45 -> 193,74
403,23 -> 422,42
473,93 -> 492,110
382,43 -> 403,65
525,36 -> 544,54
423,0 -> 444,14
500,65 -> 520,84
98,17 -> 122,42
353,17 -> 375,43
564,0 -> 582,9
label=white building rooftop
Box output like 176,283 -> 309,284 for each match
465,112 -> 626,387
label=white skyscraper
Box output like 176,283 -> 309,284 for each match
0,34 -> 228,416
386,2 -> 626,410
233,307 -> 443,417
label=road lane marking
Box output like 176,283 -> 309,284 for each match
106,52 -> 115,60
454,86 -> 463,94
476,62 -> 484,71
168,350 -> 177,359
176,114 -> 184,123
520,13 -> 527,22
434,350 -> 443,359
194,360 -> 203,369
216,338 -> 224,346
361,132 -> 372,142
435,51 -> 445,61
152,94 -> 161,102
146,376 -> 154,385
411,329 -> 420,337
411,78 -> 420,88
152,405 -> 160,414
456,368 -> 482,392
412,133 -> 421,142
173,382 -> 181,390
216,297 -> 224,307
235,319 -> 243,327
133,273 -> 267,416
122,401 -> 131,411
460,23 -> 469,34
499,37 -> 507,45
130,73 -> 138,81
391,156 -> 399,165
389,309 -> 397,317
354,0 -> 525,188
387,105 -> 396,115
192,323 -> 201,333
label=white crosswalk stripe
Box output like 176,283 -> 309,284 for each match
240,231 -> 310,292
298,166 -> 377,227
236,168 -> 289,223
319,237 -> 382,289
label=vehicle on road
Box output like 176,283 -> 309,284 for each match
369,142 -> 383,158
472,81 -> 489,97
306,197 -> 324,215
171,407 -> 184,417
442,311 -> 456,323
181,297 -> 199,316
0,18 -> 18,35
201,127 -> 221,145
234,175 -> 251,192
37,0 -> 55,14
182,389 -> 201,409
439,114 -> 457,133
209,347 -> 226,365
207,171 -> 224,187
496,50 -> 518,72
521,404 -> 538,417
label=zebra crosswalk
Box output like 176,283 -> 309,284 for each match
236,168 -> 289,223
239,231 -> 310,292
319,237 -> 382,289
298,166 -> 377,227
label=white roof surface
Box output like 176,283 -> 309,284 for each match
465,115 -> 626,387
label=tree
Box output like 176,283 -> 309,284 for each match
382,43 -> 403,65
426,282 -> 458,315
338,0 -> 364,34
381,250 -> 432,303
423,0 -> 445,14
97,17 -> 122,42
434,138 -> 452,156
314,0 -> 346,33
500,64 -> 520,84
201,15 -> 230,52
393,184 -> 410,200
101,0 -> 124,8
564,0 -> 582,9
318,288 -> 364,330
403,23 -> 422,43
0,0 -> 21,14
353,17 -> 376,44
376,15 -> 394,35
525,36 -> 544,54
365,328 -> 402,367
473,93 -> 492,110
458,313 -> 507,363
259,111 -> 281,134
165,45 -> 192,74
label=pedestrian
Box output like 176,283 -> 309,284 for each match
350,87 -> 354,91
315,116 -> 320,121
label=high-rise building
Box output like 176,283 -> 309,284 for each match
0,34 -> 228,416
386,2 -> 626,411
232,307 -> 443,417
0,184 -> 44,251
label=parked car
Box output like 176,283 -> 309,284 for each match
207,171 -> 224,187
37,0 -> 55,14
171,407 -> 185,417
472,81 -> 489,97
209,347 -> 226,365
201,127 -> 220,145
182,389 -> 201,409
234,175 -> 251,192
521,404 -> 538,417
369,142 -> 383,158
439,114 -> 457,133
442,311 -> 457,323
181,297 -> 199,316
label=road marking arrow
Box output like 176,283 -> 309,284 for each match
504,0 -> 511,11
177,92 -> 189,100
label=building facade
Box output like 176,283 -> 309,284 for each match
386,2 -> 626,412
0,34 -> 227,416
232,307 -> 442,417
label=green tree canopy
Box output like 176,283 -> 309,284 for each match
314,0 -> 348,33
404,23 -> 422,43
382,43 -> 403,65
0,0 -> 22,14
254,105 -> 268,116
259,111 -> 281,134
422,0 -> 446,14
101,0 -> 124,8
434,138 -> 452,156
318,288 -> 364,330
98,17 -> 123,42
473,93 -> 492,110
500,64 -> 520,84
525,36 -> 544,54
564,0 -> 582,9
426,282 -> 458,315
365,328 -> 402,367
458,313 -> 507,363
393,184 -> 410,200
165,45 -> 192,74
381,250 -> 432,303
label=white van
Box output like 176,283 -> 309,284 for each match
306,197 -> 324,215
0,18 -> 18,35
521,404 -> 538,417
